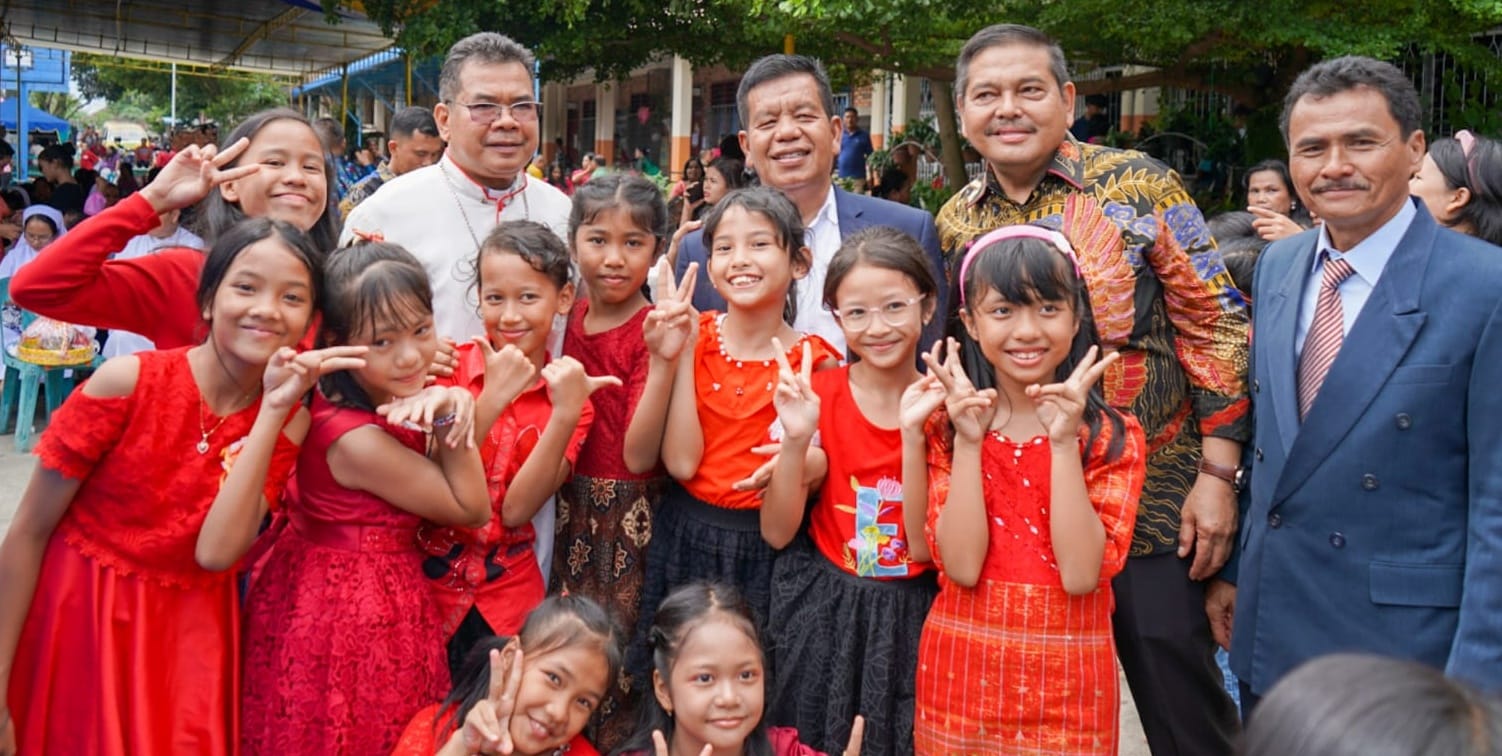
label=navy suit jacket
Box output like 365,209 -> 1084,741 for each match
1228,201 -> 1502,695
673,187 -> 947,353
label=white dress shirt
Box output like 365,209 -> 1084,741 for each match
793,185 -> 845,353
1295,200 -> 1415,358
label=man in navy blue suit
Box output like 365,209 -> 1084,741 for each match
674,54 -> 945,357
1208,56 -> 1502,711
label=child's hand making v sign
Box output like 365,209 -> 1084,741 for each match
624,262 -> 698,474
1027,345 -> 1119,449
924,338 -> 999,445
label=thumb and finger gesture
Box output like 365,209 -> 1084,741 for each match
475,337 -> 537,404
771,337 -> 819,442
144,137 -> 261,212
652,730 -> 712,756
1026,346 -> 1119,444
261,345 -> 368,410
463,646 -> 526,754
542,357 -> 624,413
924,337 -> 996,442
645,262 -> 699,361
842,715 -> 866,756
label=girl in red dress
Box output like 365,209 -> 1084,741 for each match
629,188 -> 840,686
392,593 -> 622,756
617,582 -> 863,756
10,108 -> 340,350
553,174 -> 675,744
231,241 -> 493,755
914,226 -> 1146,755
0,218 -> 356,755
425,221 -> 614,680
760,227 -> 947,756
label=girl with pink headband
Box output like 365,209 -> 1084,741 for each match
913,223 -> 1146,754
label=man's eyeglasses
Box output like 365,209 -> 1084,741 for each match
23,232 -> 55,248
829,295 -> 926,331
449,100 -> 542,125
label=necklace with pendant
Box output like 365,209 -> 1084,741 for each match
194,343 -> 261,454
196,399 -> 233,454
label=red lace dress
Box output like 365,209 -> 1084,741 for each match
914,418 -> 1145,755
8,347 -> 300,755
241,393 -> 448,755
556,301 -> 668,743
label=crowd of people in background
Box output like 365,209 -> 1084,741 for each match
2,20 -> 1502,756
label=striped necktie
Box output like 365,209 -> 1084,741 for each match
1297,252 -> 1357,420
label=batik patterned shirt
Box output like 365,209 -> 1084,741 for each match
338,159 -> 397,220
936,136 -> 1250,555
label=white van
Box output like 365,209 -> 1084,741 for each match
102,120 -> 150,146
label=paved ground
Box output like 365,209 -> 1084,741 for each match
0,430 -> 1150,754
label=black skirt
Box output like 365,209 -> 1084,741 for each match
767,537 -> 937,756
628,483 -> 779,684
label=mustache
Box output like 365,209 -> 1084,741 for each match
985,119 -> 1036,135
1312,180 -> 1371,193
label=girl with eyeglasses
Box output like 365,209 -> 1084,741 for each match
759,226 -> 944,756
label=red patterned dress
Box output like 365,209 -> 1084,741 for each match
555,301 -> 667,743
241,392 -> 448,755
8,347 -> 300,755
914,417 -> 1145,755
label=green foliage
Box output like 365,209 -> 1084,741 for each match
71,55 -> 291,128
28,91 -> 86,122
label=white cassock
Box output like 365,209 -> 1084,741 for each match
342,153 -> 574,585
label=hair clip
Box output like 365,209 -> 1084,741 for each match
958,225 -> 1083,307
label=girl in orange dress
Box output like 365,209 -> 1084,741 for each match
0,218 -> 360,755
627,187 -> 840,684
914,225 -> 1146,755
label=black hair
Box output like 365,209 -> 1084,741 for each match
949,232 -> 1127,461
474,220 -> 574,298
1280,56 -> 1421,142
195,217 -> 326,341
1205,210 -> 1266,300
871,166 -> 911,201
1243,159 -> 1311,223
616,582 -> 773,756
313,116 -> 346,154
957,24 -> 1070,98
0,141 -> 13,159
439,32 -> 535,104
439,594 -> 623,739
706,157 -> 748,194
195,108 -> 340,252
682,156 -> 705,181
390,106 -> 440,140
38,143 -> 75,170
568,172 -> 669,246
824,226 -> 939,319
0,189 -> 25,213
1241,654 -> 1502,756
1426,134 -> 1502,247
736,55 -> 836,130
700,186 -> 809,324
317,241 -> 433,411
74,168 -> 98,189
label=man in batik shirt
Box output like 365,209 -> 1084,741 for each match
937,23 -> 1250,755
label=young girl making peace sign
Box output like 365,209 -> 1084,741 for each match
912,226 -> 1146,755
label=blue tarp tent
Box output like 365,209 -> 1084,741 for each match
0,101 -> 70,138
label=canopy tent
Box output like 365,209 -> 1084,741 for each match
0,101 -> 71,137
2,0 -> 396,78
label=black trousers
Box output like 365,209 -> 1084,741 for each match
1112,551 -> 1241,755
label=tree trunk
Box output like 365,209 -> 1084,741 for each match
930,80 -> 969,191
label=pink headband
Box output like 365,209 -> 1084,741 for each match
1457,129 -> 1477,159
958,225 -> 1082,307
